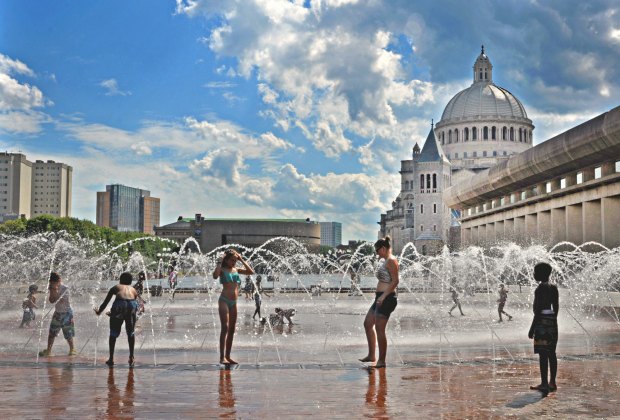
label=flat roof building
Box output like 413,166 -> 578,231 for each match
0,152 -> 72,222
320,222 -> 342,248
96,184 -> 160,233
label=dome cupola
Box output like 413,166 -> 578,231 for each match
473,45 -> 493,83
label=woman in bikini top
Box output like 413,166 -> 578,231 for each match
212,248 -> 254,365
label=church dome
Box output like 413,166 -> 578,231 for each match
440,83 -> 528,122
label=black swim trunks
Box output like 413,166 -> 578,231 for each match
370,292 -> 397,319
109,298 -> 139,338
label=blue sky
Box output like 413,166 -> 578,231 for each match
1,0 -> 618,241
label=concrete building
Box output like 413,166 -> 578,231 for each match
154,214 -> 321,253
31,160 -> 73,218
378,47 -> 534,254
0,152 -> 72,222
96,184 -> 160,234
444,105 -> 620,250
320,222 -> 342,248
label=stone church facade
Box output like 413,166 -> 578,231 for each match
379,47 -> 535,254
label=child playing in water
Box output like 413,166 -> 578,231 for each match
252,290 -> 262,320
134,271 -> 146,316
528,262 -> 559,394
497,284 -> 513,322
448,287 -> 465,316
94,272 -> 139,367
39,273 -> 76,357
19,284 -> 38,328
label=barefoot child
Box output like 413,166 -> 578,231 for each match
39,273 -> 76,357
528,262 -> 559,394
20,284 -> 38,328
94,272 -> 139,367
497,284 -> 513,322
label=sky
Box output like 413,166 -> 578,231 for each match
0,0 -> 618,241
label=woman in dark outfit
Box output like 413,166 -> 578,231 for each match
528,262 -> 559,393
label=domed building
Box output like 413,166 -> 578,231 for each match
435,46 -> 534,183
378,47 -> 534,254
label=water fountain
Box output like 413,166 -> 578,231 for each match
0,232 -> 619,367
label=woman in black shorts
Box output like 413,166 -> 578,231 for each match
359,236 -> 399,368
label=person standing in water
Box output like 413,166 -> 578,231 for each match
168,265 -> 178,301
94,272 -> 139,367
359,236 -> 399,368
39,273 -> 77,357
497,284 -> 513,322
448,287 -> 465,316
20,284 -> 38,328
134,271 -> 146,316
528,262 -> 559,394
213,249 -> 255,365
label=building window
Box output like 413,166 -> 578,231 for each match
519,128 -> 523,142
426,174 -> 431,190
420,225 -> 424,232
455,152 -> 459,158
433,203 -> 437,213
576,172 -> 583,184
595,167 -> 602,179
464,127 -> 469,141
420,204 -> 424,214
473,151 -> 477,157
502,126 -> 507,140
464,152 -> 468,158
472,127 -> 477,140
483,126 -> 488,140
455,130 -> 459,142
493,151 -> 497,157
510,127 -> 514,141
503,151 -> 507,156
432,173 -> 437,190
448,130 -> 452,143
433,224 -> 437,231
420,174 -> 424,192
491,126 -> 496,140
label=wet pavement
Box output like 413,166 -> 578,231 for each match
0,355 -> 619,418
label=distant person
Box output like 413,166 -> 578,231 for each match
528,262 -> 559,394
213,249 -> 255,365
134,271 -> 146,315
39,273 -> 76,357
94,272 -> 139,367
448,288 -> 465,316
359,236 -> 399,368
497,284 -> 513,322
20,284 -> 38,328
348,270 -> 360,296
168,265 -> 178,301
252,290 -> 262,320
244,276 -> 253,301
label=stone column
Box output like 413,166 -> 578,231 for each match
566,204 -> 583,245
551,208 -> 566,245
504,219 -> 514,242
526,214 -> 538,241
495,220 -> 505,242
582,200 -> 602,244
602,196 -> 620,248
515,216 -> 526,244
537,211 -> 551,244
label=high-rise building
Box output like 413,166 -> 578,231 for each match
320,221 -> 342,248
0,152 -> 72,222
96,184 -> 160,233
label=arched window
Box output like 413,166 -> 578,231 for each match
484,70 -> 487,80
464,127 -> 469,141
432,173 -> 437,190
442,132 -> 445,143
426,174 -> 431,189
519,128 -> 523,142
455,130 -> 459,142
510,127 -> 514,141
448,130 -> 452,144
492,126 -> 496,140
404,180 -> 408,190
433,203 -> 437,213
529,131 -> 533,143
472,127 -> 477,140
455,152 -> 459,158
420,174 -> 424,192
441,137 -> 444,145
420,204 -> 424,214
483,126 -> 488,140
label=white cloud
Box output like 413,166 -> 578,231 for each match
99,78 -> 131,96
0,53 -> 50,133
203,81 -> 237,88
190,148 -> 244,187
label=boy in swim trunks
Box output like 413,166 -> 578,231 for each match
95,272 -> 139,367
39,273 -> 76,357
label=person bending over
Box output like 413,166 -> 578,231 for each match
95,272 -> 139,367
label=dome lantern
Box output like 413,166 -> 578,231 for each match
473,44 -> 493,83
